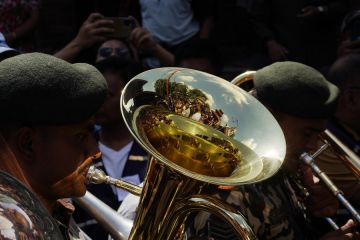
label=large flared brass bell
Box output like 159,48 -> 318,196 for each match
118,68 -> 286,239
122,68 -> 286,185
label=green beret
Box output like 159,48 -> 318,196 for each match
254,61 -> 339,118
0,53 -> 108,125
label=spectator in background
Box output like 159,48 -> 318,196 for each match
126,0 -> 216,68
129,20 -> 175,68
337,9 -> 360,57
317,54 -> 360,207
73,57 -> 148,239
55,12 -> 174,68
250,0 -> 349,69
54,13 -> 114,63
95,38 -> 137,62
209,1 -> 271,80
174,38 -> 223,75
0,0 -> 40,52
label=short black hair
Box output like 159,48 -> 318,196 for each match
174,39 -> 223,74
95,56 -> 143,85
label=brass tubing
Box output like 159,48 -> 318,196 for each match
86,166 -> 142,196
301,152 -> 360,224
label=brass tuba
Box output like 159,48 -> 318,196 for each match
81,68 -> 287,239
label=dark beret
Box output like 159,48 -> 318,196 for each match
0,53 -> 108,125
254,61 -> 339,118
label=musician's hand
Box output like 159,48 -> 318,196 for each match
129,27 -> 158,53
300,165 -> 339,217
73,13 -> 114,49
320,219 -> 359,240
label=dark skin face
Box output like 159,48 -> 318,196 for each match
273,112 -> 341,218
275,113 -> 326,173
9,118 -> 98,209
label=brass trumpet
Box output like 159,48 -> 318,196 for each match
232,70 -> 360,228
78,68 -> 287,240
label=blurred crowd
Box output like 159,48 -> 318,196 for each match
1,0 -> 360,239
2,0 -> 360,77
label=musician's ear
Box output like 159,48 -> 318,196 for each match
12,127 -> 36,164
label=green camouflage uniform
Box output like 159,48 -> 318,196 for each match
192,171 -> 316,240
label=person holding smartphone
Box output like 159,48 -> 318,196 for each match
337,10 -> 360,57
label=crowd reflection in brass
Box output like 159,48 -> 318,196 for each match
136,74 -> 245,178
0,171 -> 62,240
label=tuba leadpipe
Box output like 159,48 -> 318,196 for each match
74,165 -> 143,240
86,166 -> 142,196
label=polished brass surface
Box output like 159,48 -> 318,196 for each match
0,171 -> 63,239
81,68 -> 287,240
118,68 -> 286,239
87,166 -> 142,196
301,150 -> 360,225
123,68 -> 286,185
321,130 -> 360,179
231,70 -> 256,87
75,191 -> 133,240
136,105 -> 261,179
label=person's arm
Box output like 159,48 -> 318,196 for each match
4,9 -> 40,44
54,13 -> 114,62
199,16 -> 214,39
192,0 -> 215,39
249,0 -> 289,61
130,27 -> 174,66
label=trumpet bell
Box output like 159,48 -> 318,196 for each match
121,68 -> 286,185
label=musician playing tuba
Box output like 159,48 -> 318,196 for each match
316,54 -> 360,209
0,52 -> 108,239
198,62 -> 358,239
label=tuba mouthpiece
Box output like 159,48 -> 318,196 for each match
86,166 -> 109,185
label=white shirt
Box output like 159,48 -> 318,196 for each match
140,0 -> 199,46
99,141 -> 141,202
117,182 -> 143,221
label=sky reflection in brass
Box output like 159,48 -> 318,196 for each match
121,68 -> 286,185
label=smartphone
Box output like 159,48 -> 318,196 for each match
105,17 -> 135,39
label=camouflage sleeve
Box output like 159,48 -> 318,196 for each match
223,176 -> 313,239
191,174 -> 314,240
